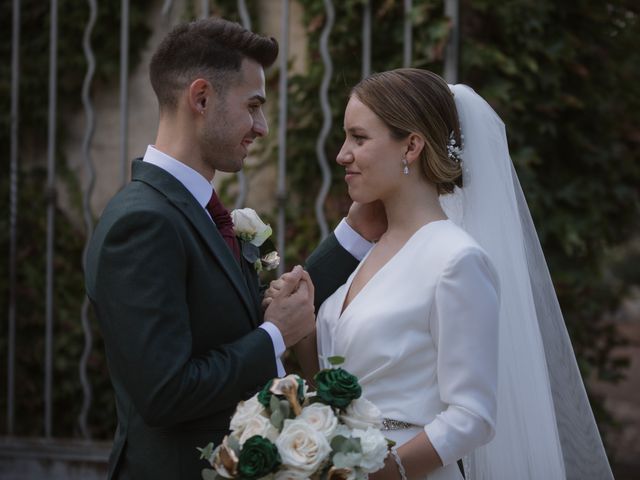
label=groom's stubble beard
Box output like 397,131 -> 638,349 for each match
199,97 -> 247,174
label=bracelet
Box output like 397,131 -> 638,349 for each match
389,447 -> 408,480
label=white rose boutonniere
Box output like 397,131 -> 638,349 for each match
231,208 -> 272,247
230,208 -> 280,272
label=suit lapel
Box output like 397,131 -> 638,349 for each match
240,254 -> 262,327
131,160 -> 259,326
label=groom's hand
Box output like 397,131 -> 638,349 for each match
346,200 -> 387,242
263,266 -> 315,347
262,269 -> 314,308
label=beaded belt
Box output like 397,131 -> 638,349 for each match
381,418 -> 416,431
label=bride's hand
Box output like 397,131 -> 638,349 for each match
262,269 -> 314,310
262,279 -> 283,310
367,456 -> 402,480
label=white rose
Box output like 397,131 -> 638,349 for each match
339,397 -> 383,430
238,414 -> 280,445
230,395 -> 266,434
231,208 -> 272,246
350,428 -> 388,473
298,403 -> 338,439
276,419 -> 332,473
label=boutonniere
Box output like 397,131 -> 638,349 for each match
230,208 -> 280,273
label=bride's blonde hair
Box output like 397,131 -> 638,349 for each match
351,68 -> 463,194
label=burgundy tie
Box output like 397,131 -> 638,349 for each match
206,190 -> 241,261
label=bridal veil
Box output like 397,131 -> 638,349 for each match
440,85 -> 613,479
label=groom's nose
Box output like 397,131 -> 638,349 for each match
253,110 -> 268,137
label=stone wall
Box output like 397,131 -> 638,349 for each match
0,438 -> 110,480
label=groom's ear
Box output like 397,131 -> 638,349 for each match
404,133 -> 425,164
187,78 -> 214,116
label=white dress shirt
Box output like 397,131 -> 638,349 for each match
143,145 -> 372,377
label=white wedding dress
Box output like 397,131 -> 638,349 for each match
316,219 -> 501,480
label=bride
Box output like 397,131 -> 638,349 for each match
266,69 -> 612,479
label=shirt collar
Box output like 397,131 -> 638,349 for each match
142,145 -> 213,208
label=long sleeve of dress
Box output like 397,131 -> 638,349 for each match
424,247 -> 500,466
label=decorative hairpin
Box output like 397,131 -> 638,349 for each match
447,131 -> 463,164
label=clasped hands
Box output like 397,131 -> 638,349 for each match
262,265 -> 315,348
262,200 -> 387,349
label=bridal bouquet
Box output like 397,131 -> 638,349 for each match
199,358 -> 389,480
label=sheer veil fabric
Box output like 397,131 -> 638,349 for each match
442,85 -> 613,479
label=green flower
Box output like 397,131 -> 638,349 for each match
314,367 -> 362,409
237,435 -> 281,479
257,379 -> 274,407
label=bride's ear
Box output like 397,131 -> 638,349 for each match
404,133 -> 425,165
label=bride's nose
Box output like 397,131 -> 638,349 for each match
336,142 -> 352,166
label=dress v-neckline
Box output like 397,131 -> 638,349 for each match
339,219 -> 449,317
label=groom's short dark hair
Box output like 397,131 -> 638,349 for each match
150,17 -> 278,112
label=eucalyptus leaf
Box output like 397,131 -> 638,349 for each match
227,435 -> 241,454
270,394 -> 280,413
279,399 -> 291,419
330,435 -> 362,454
242,242 -> 260,263
197,442 -> 215,460
327,355 -> 346,366
333,451 -> 362,469
270,409 -> 284,430
201,468 -> 219,480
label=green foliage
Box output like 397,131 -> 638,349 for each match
0,0 -> 153,438
0,167 -> 115,438
460,0 -> 640,388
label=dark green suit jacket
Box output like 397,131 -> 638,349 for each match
85,160 -> 358,479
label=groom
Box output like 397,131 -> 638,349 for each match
85,17 -> 380,479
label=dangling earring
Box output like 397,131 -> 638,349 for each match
402,156 -> 409,175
